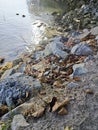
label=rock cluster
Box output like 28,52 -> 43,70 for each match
54,1 -> 98,30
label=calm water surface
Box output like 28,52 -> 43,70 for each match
0,0 -> 65,61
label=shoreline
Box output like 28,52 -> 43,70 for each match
0,2 -> 98,129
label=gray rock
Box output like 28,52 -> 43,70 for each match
78,29 -> 90,39
81,4 -> 90,14
11,114 -> 29,130
33,37 -> 68,60
44,40 -> 68,59
95,35 -> 98,41
17,63 -> 26,73
67,82 -> 79,88
90,26 -> 98,35
73,63 -> 87,78
71,43 -> 93,56
0,73 -> 41,107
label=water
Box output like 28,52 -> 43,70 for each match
0,0 -> 65,61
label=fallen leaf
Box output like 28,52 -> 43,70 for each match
32,107 -> 45,118
52,98 -> 70,112
58,107 -> 68,115
65,126 -> 72,130
85,89 -> 94,94
26,91 -> 29,98
39,91 -> 46,95
53,81 -> 62,88
0,105 -> 9,117
73,77 -> 81,81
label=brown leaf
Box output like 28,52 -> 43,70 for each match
73,77 -> 81,81
0,105 -> 9,117
85,89 -> 94,94
32,107 -> 45,118
58,107 -> 68,115
39,91 -> 46,95
53,81 -> 62,88
52,98 -> 70,112
64,126 -> 72,130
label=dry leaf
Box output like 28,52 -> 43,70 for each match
39,91 -> 46,95
32,107 -> 45,118
26,91 -> 29,98
53,81 -> 62,88
73,77 -> 81,81
52,98 -> 70,112
0,105 -> 9,117
65,126 -> 72,130
58,107 -> 68,115
85,89 -> 94,94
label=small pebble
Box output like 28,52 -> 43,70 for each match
0,57 -> 5,64
22,15 -> 26,18
16,13 -> 19,15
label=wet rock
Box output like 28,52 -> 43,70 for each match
71,43 -> 93,56
22,15 -> 26,18
16,13 -> 19,15
73,63 -> 87,78
0,73 -> 41,108
0,57 -> 5,64
90,26 -> 98,35
11,114 -> 29,130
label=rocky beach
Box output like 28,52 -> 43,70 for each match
0,0 -> 98,130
